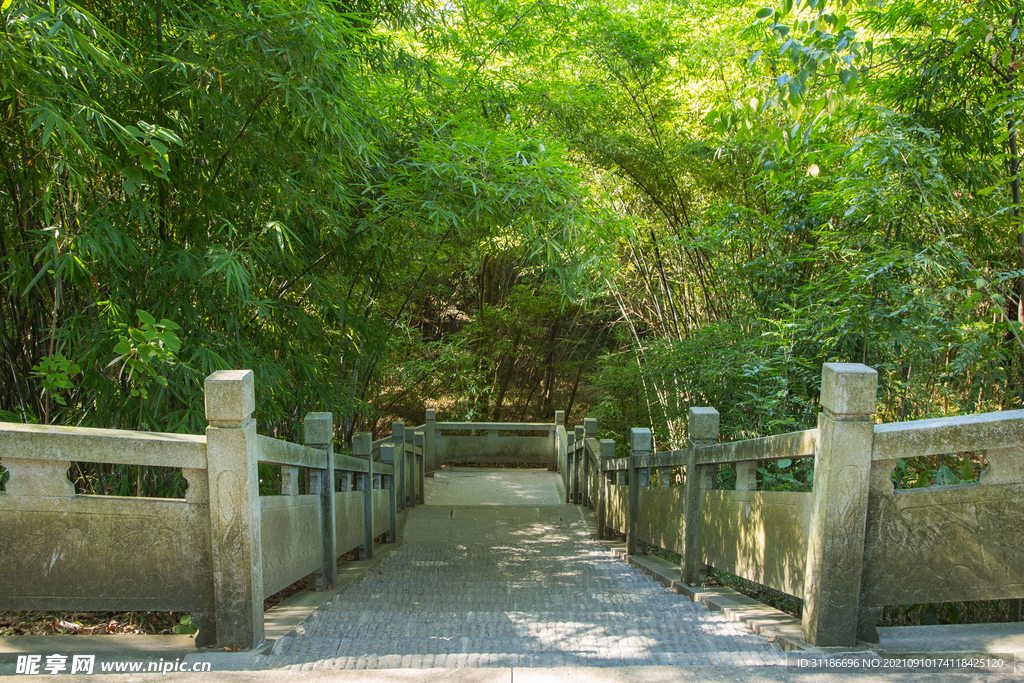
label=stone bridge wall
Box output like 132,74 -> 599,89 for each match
0,370 -> 406,651
567,363 -> 1024,648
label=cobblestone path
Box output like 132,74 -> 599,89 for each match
250,505 -> 786,670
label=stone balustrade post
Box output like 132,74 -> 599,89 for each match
596,439 -> 615,540
204,370 -> 262,650
627,428 -> 651,555
392,422 -> 406,512
552,410 -> 565,472
572,425 -> 584,504
353,432 -> 374,561
565,431 -> 576,503
424,409 -> 436,473
405,430 -> 415,509
380,444 -> 398,543
583,419 -> 597,505
681,407 -> 719,585
415,431 -> 425,504
304,412 -> 336,591
801,363 -> 877,647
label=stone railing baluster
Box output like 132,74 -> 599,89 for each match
424,409 -> 436,472
352,432 -> 374,561
802,363 -> 877,647
627,428 -> 650,556
304,412 -> 336,591
597,439 -> 615,540
204,369 -> 262,650
392,421 -> 406,513
681,407 -> 719,586
380,443 -> 398,543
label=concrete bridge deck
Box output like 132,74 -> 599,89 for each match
248,468 -> 786,671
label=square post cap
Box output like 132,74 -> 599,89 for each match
303,412 -> 333,445
392,421 -> 405,439
554,410 -> 565,425
204,370 -> 255,424
425,409 -> 436,421
352,432 -> 372,457
821,363 -> 877,418
380,443 -> 395,463
687,407 -> 720,441
600,439 -> 616,459
574,425 -> 585,438
415,431 -> 424,445
584,418 -> 598,437
630,428 -> 652,453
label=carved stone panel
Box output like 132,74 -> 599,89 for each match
373,489 -> 390,538
638,486 -> 686,554
700,490 -> 813,598
861,481 -> 1024,607
260,494 -> 322,598
0,495 -> 212,612
606,483 -> 627,534
334,491 -> 365,556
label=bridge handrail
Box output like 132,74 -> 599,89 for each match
257,433 -> 326,469
0,421 -> 207,467
872,409 -> 1024,461
0,370 -> 404,652
569,362 -> 1024,649
601,449 -> 689,471
435,421 -> 553,431
694,428 -> 817,465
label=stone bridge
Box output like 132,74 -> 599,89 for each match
1,363 -> 1023,676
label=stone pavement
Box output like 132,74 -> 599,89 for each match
248,469 -> 786,671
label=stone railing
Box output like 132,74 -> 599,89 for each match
431,417 -> 562,470
567,363 -> 1024,648
0,369 -> 405,651
374,420 -> 428,513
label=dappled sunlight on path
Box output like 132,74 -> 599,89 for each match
250,470 -> 785,671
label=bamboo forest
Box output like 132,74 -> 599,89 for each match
2,0 -> 1022,485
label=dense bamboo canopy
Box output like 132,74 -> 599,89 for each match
1,0 -> 1020,462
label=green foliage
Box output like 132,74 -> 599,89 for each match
107,311 -> 182,400
31,352 -> 81,407
0,0 -> 605,441
172,614 -> 196,635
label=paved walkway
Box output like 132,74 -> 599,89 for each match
249,469 -> 786,671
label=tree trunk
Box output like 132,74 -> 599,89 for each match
491,329 -> 522,421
